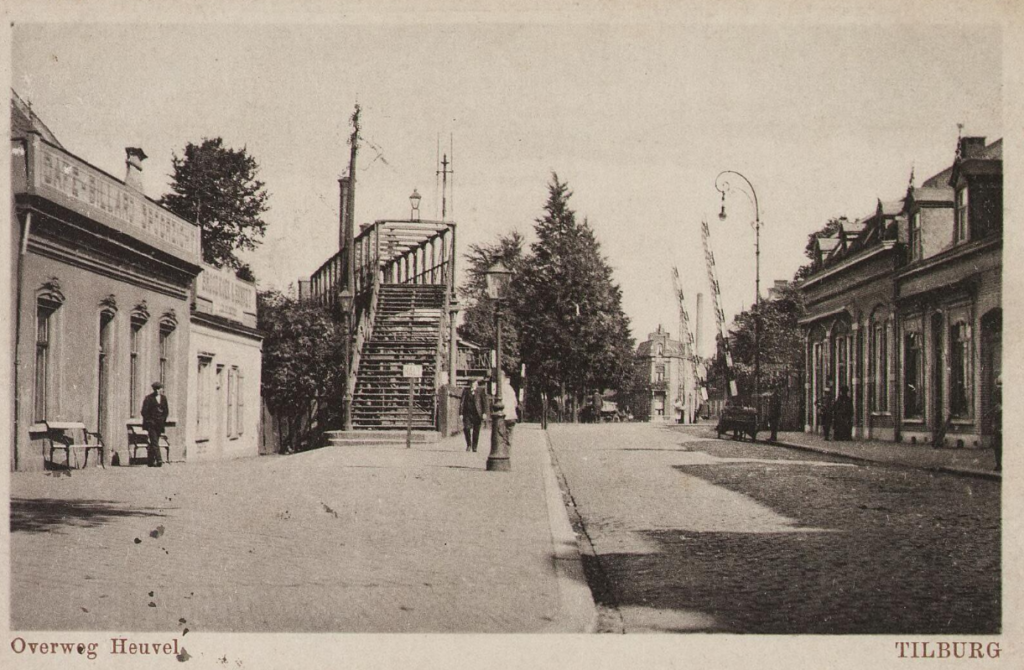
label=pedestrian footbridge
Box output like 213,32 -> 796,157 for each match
308,219 -> 459,433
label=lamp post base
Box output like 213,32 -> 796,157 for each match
486,410 -> 511,471
486,456 -> 511,472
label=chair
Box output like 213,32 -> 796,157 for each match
44,423 -> 73,469
128,424 -> 170,463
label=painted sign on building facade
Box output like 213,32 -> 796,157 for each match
26,136 -> 201,263
195,264 -> 257,327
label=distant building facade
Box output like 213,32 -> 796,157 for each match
631,326 -> 700,423
800,136 -> 1001,447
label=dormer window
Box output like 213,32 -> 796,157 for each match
955,186 -> 969,243
911,211 -> 922,261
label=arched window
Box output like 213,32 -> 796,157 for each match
129,302 -> 150,417
159,311 -> 178,398
949,313 -> 973,418
98,296 -> 118,435
34,279 -> 65,422
832,318 -> 853,395
903,316 -> 924,419
869,307 -> 889,413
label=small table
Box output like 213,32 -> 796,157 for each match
43,422 -> 105,469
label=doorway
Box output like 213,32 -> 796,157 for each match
981,309 -> 1002,438
97,311 -> 114,443
931,312 -> 945,432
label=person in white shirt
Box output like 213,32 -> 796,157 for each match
500,377 -> 519,443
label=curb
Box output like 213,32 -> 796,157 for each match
537,428 -> 599,633
768,438 -> 1001,482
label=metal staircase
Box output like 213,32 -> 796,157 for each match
309,218 -> 458,442
350,283 -> 447,430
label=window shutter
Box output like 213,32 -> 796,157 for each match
238,370 -> 245,436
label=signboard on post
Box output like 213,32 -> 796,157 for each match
403,364 -> 422,448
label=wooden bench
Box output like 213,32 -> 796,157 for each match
43,421 -> 105,469
127,424 -> 170,464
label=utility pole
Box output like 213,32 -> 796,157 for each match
437,152 -> 453,221
346,104 -> 359,294
342,104 -> 360,431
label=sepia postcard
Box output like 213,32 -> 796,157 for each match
2,0 -> 1021,668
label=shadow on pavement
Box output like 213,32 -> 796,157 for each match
598,458 -> 998,634
590,526 -> 997,633
11,498 -> 166,534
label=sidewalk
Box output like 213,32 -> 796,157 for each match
770,430 -> 999,480
10,425 -> 594,633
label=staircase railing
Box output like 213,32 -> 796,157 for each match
348,272 -> 379,403
435,265 -> 452,397
310,218 -> 457,431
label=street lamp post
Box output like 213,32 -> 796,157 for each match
484,261 -> 512,472
715,170 -> 762,412
339,288 -> 354,431
410,189 -> 422,221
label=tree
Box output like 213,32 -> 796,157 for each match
457,231 -> 525,383
258,290 -> 345,452
707,282 -> 806,402
514,174 -> 635,419
161,137 -> 270,270
794,216 -> 847,280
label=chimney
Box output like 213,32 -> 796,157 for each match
338,176 -> 351,252
958,136 -> 987,160
124,147 -> 147,193
695,292 -> 704,359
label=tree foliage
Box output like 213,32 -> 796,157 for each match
457,175 -> 636,420
513,174 -> 635,406
707,282 -> 806,401
258,290 -> 345,451
161,137 -> 270,270
457,231 -> 525,381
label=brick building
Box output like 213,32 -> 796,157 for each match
800,136 -> 1002,447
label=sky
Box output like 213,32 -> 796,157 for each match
11,16 -> 1003,357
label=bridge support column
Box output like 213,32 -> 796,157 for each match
449,300 -> 459,387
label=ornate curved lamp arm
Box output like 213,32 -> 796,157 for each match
715,170 -> 761,228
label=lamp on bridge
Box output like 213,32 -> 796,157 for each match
339,288 -> 354,431
484,261 -> 512,471
410,189 -> 422,221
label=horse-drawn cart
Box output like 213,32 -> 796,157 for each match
716,405 -> 759,441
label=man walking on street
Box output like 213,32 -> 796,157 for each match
461,379 -> 487,452
833,386 -> 853,441
819,385 -> 834,441
502,377 -> 519,444
141,382 -> 169,467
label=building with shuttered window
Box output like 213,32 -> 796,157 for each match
186,264 -> 262,461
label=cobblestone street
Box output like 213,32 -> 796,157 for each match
548,422 -> 1000,634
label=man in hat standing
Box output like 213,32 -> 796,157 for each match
141,382 -> 169,467
461,379 -> 488,452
